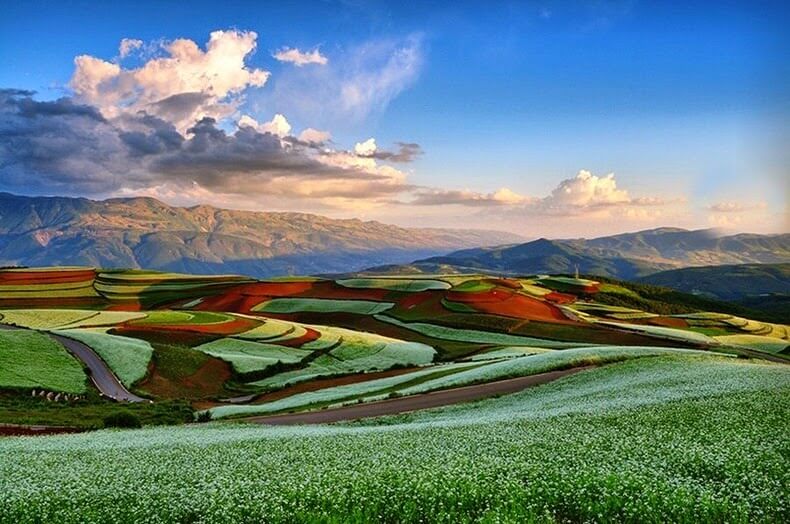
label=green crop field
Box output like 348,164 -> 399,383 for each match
337,278 -> 451,291
2,356 -> 787,523
375,314 -> 585,348
0,309 -> 98,329
247,335 -> 435,391
0,330 -> 86,393
714,334 -> 789,354
253,298 -> 395,315
54,330 -> 153,387
196,338 -> 312,375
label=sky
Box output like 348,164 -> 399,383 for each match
0,0 -> 787,237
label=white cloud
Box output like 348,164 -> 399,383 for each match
253,35 -> 423,127
273,47 -> 328,66
410,187 -> 530,207
118,38 -> 143,59
71,30 -> 270,131
298,128 -> 331,144
354,138 -> 377,156
542,169 -> 630,209
238,113 -> 292,137
708,201 -> 767,213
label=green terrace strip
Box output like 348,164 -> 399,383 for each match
235,318 -> 297,339
246,336 -> 436,391
253,298 -> 395,315
195,339 -> 312,375
208,361 -> 483,419
389,346 -> 726,396
209,346 -> 715,420
53,330 -> 153,388
713,334 -> 789,354
0,330 -> 86,393
596,320 -> 717,345
1,356 -> 787,522
374,314 -> 586,348
336,278 -> 451,291
129,311 -> 234,325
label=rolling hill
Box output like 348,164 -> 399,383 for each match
366,228 -> 790,280
0,193 -> 522,277
639,263 -> 790,300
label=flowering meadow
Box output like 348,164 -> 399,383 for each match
1,355 -> 787,523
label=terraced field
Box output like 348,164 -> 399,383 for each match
0,266 -> 787,522
0,266 -> 786,424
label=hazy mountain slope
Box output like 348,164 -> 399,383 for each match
0,193 -> 523,276
362,228 -> 790,280
639,263 -> 790,300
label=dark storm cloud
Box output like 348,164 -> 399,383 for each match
358,141 -> 423,162
0,89 -> 395,198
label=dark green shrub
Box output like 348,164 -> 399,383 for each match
103,410 -> 142,429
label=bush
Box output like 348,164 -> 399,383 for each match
103,411 -> 142,429
195,411 -> 212,423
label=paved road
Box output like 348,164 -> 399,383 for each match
0,324 -> 146,402
245,366 -> 591,426
48,333 -> 147,402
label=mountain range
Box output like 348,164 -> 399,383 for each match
365,228 -> 790,280
0,193 -> 523,277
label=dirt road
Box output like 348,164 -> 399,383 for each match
245,366 -> 590,425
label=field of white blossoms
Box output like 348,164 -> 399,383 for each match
1,355 -> 788,523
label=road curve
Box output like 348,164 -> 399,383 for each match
48,333 -> 147,402
0,324 -> 146,402
245,366 -> 592,426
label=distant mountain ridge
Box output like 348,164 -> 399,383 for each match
0,193 -> 523,277
639,263 -> 790,300
364,228 -> 790,280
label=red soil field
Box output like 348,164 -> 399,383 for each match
111,327 -> 220,346
128,316 -> 260,336
446,287 -> 567,322
233,281 -> 316,297
544,291 -> 576,304
646,316 -> 689,328
0,269 -> 96,285
0,297 -> 107,308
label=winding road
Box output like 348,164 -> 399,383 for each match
244,366 -> 591,425
0,324 -> 145,402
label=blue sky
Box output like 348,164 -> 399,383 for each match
0,1 -> 786,236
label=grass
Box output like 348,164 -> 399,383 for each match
253,298 -> 395,315
2,356 -> 787,522
0,390 -> 192,428
54,329 -> 153,387
0,330 -> 86,393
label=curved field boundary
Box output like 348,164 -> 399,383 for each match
244,366 -> 591,425
48,333 -> 147,403
253,298 -> 395,315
